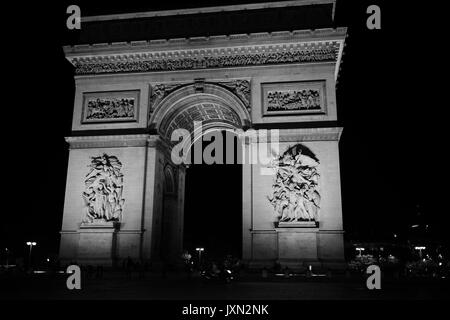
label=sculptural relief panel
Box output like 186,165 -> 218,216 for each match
268,144 -> 321,225
82,153 -> 125,223
82,90 -> 139,123
261,81 -> 326,116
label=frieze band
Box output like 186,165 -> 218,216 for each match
73,47 -> 337,75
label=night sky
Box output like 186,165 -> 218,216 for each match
1,0 -> 446,262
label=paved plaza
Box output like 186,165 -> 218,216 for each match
2,271 -> 449,300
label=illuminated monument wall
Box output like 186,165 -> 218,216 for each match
59,2 -> 347,269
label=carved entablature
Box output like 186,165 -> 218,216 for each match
64,28 -> 346,77
71,47 -> 337,75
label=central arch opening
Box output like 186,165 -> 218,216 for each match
152,85 -> 251,264
183,130 -> 243,261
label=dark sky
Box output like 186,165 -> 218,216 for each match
1,0 -> 446,261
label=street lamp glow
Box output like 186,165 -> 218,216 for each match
355,247 -> 365,256
414,246 -> 426,258
26,241 -> 37,270
195,247 -> 205,265
5,248 -> 9,268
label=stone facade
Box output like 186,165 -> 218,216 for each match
59,11 -> 347,269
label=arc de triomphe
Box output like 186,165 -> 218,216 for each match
59,1 -> 347,270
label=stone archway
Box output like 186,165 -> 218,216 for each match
59,9 -> 347,270
149,82 -> 251,139
149,82 -> 251,265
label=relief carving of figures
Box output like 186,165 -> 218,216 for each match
149,80 -> 251,117
82,154 -> 125,223
268,144 -> 321,223
74,48 -> 337,75
267,89 -> 321,111
86,97 -> 135,120
149,83 -> 186,115
218,80 -> 251,112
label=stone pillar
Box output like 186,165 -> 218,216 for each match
242,161 -> 253,263
140,135 -> 184,267
59,135 -> 149,266
245,128 -> 345,270
141,136 -> 166,264
77,222 -> 119,266
276,227 -> 319,268
175,166 -> 186,262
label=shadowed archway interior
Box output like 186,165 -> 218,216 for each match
183,130 -> 243,260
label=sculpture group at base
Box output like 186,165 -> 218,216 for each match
82,154 -> 125,223
268,144 -> 321,223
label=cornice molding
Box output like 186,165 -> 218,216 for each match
65,134 -> 165,149
245,127 -> 343,143
64,28 -> 346,76
82,0 -> 335,22
64,128 -> 342,149
277,127 -> 343,142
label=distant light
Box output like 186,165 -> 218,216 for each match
393,234 -> 397,238
46,258 -> 50,262
439,262 -> 443,266
26,242 -> 37,246
356,247 -> 365,251
415,246 -> 426,250
195,247 -> 205,252
411,225 -> 419,228
5,248 -> 8,252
